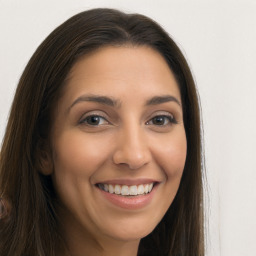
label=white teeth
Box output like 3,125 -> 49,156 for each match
114,185 -> 121,194
121,185 -> 129,196
130,185 -> 138,196
144,184 -> 149,193
137,185 -> 144,195
109,184 -> 114,193
98,182 -> 155,196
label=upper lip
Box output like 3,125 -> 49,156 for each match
95,178 -> 160,186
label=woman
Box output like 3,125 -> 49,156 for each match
0,8 -> 204,256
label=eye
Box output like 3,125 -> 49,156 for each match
146,115 -> 177,126
80,115 -> 109,126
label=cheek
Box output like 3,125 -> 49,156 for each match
153,130 -> 187,179
51,130 -> 114,216
52,131 -> 112,177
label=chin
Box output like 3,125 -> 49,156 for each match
100,217 -> 158,242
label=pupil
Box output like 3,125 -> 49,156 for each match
153,116 -> 164,125
88,116 -> 100,125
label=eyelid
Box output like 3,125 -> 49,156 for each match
147,110 -> 175,120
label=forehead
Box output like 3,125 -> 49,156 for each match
62,45 -> 181,103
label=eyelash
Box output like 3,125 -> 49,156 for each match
79,114 -> 109,126
79,113 -> 177,127
146,114 -> 177,126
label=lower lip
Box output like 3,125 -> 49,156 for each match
97,185 -> 158,210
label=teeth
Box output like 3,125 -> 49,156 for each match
130,185 -> 138,195
104,184 -> 109,192
109,184 -> 114,194
114,185 -> 121,195
98,183 -> 154,196
144,184 -> 149,193
121,185 -> 129,196
137,185 -> 144,195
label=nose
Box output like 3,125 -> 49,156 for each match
112,126 -> 151,170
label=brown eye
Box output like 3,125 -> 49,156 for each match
152,116 -> 167,125
147,115 -> 177,126
80,115 -> 108,126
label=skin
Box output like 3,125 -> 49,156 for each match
43,46 -> 187,256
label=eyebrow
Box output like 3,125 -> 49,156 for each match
68,94 -> 181,112
145,95 -> 181,106
69,94 -> 121,111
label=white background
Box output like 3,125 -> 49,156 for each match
0,0 -> 256,255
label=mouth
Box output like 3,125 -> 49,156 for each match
95,179 -> 159,209
96,182 -> 156,197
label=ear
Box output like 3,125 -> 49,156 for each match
36,140 -> 54,175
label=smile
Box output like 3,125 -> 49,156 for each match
97,183 -> 154,196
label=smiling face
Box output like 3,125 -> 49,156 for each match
46,46 -> 187,254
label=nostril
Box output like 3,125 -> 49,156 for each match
112,148 -> 150,170
114,157 -> 148,170
127,161 -> 147,170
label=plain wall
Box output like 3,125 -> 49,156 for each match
1,0 -> 256,255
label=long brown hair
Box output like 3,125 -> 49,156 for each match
0,8 -> 204,256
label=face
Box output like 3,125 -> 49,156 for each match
47,46 -> 187,247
